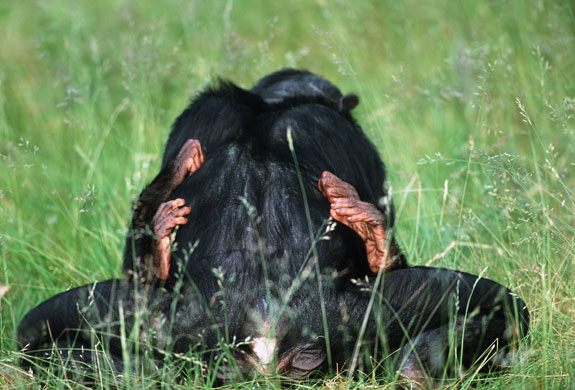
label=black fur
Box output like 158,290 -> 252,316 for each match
124,69 -> 405,289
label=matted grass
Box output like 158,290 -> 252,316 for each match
1,0 -> 573,388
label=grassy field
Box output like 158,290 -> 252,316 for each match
1,0 -> 574,388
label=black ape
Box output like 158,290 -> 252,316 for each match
123,69 -> 405,288
18,70 -> 528,384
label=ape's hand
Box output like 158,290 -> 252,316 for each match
318,171 -> 392,273
172,139 -> 206,186
152,199 -> 191,281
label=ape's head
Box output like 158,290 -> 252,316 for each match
251,69 -> 359,112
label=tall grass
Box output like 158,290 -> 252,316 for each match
1,0 -> 574,388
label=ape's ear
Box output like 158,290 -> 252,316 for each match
278,343 -> 326,379
339,93 -> 359,111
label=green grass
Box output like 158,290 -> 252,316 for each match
1,0 -> 574,388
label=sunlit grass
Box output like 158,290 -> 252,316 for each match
1,0 -> 574,388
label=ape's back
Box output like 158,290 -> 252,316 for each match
162,84 -> 390,289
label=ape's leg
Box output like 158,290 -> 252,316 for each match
331,267 -> 529,384
18,280 -> 172,374
124,139 -> 205,282
318,171 -> 399,273
18,279 -> 216,377
396,315 -> 510,387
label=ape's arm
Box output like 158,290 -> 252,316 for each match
123,139 -> 204,283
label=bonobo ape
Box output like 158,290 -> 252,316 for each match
122,68 -> 406,286
18,70 -> 528,385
